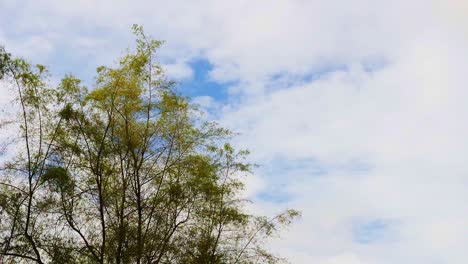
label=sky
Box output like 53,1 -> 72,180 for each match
1,0 -> 468,263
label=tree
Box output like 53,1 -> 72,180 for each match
0,26 -> 299,264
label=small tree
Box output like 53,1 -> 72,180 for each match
0,26 -> 299,264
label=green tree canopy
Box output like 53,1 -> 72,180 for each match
0,26 -> 299,264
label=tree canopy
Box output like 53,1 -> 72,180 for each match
0,26 -> 299,264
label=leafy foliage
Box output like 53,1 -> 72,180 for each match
0,26 -> 299,264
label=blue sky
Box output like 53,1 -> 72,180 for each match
177,59 -> 230,101
2,0 -> 468,263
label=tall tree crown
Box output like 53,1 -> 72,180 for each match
0,27 -> 299,264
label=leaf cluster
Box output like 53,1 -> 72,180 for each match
0,27 -> 299,264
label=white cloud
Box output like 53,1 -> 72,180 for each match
321,253 -> 368,264
191,95 -> 217,109
163,61 -> 193,80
